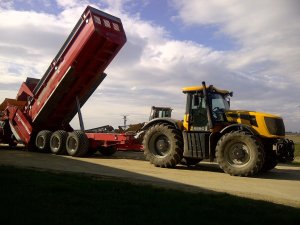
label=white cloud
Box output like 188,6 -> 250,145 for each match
172,0 -> 300,82
0,8 -> 73,83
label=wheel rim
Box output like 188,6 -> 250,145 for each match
36,136 -> 45,148
67,137 -> 77,153
225,142 -> 251,167
51,136 -> 60,151
153,135 -> 170,156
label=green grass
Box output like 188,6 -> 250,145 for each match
286,134 -> 300,158
295,143 -> 300,157
0,166 -> 299,225
286,134 -> 300,144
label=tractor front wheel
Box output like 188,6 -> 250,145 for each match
216,131 -> 265,176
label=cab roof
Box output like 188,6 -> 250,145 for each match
182,85 -> 231,95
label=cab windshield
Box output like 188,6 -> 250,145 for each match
211,93 -> 229,122
211,93 -> 230,110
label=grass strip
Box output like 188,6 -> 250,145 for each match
294,143 -> 300,157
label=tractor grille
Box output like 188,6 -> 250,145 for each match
264,117 -> 285,136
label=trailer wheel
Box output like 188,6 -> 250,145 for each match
216,131 -> 264,176
50,130 -> 68,155
98,146 -> 117,156
35,130 -> 52,152
143,123 -> 183,168
66,131 -> 89,157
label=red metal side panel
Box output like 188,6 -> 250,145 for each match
86,132 -> 142,151
30,6 -> 126,130
86,132 -> 130,143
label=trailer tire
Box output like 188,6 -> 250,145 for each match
98,146 -> 117,156
143,123 -> 183,168
66,131 -> 89,157
50,130 -> 68,155
216,131 -> 264,176
35,130 -> 52,152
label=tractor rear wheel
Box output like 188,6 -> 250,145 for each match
50,130 -> 68,155
143,123 -> 183,168
35,130 -> 52,152
216,131 -> 265,176
66,131 -> 89,157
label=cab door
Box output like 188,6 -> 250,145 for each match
183,92 -> 210,159
190,93 -> 209,131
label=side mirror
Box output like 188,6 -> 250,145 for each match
226,97 -> 230,107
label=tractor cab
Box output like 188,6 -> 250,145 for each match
149,106 -> 172,121
182,84 -> 232,132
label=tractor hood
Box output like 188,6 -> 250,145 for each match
225,110 -> 285,138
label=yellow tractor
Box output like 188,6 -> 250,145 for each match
142,82 -> 294,176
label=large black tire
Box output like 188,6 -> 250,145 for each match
66,131 -> 89,157
35,130 -> 52,152
216,131 -> 265,176
143,123 -> 183,168
98,146 -> 117,156
50,130 -> 68,155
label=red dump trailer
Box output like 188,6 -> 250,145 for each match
0,6 -> 141,156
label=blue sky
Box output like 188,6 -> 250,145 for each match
0,0 -> 299,132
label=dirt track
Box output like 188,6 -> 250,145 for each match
0,146 -> 300,208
